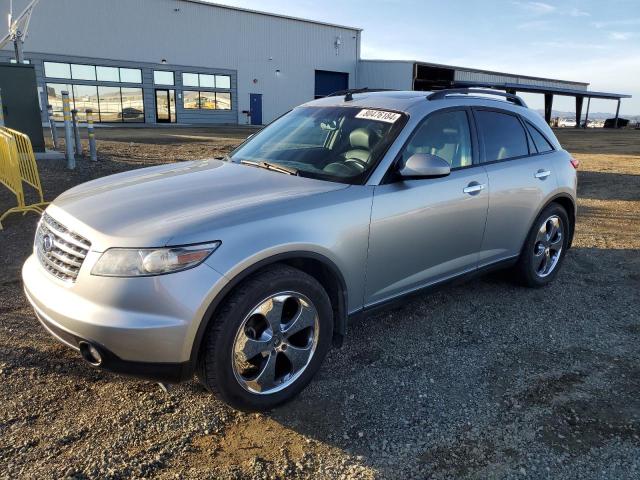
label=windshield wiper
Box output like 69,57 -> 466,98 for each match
240,160 -> 298,176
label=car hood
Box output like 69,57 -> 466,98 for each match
47,159 -> 348,251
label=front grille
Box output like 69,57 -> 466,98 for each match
36,213 -> 91,282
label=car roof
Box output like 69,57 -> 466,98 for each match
304,90 -> 547,125
301,90 -> 558,148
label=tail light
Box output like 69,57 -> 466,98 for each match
570,157 -> 580,169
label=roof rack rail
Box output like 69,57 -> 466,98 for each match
427,88 -> 528,107
327,87 -> 396,101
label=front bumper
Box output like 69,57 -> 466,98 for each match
22,253 -> 227,382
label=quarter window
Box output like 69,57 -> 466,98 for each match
402,110 -> 473,168
526,122 -> 554,153
475,110 -> 529,162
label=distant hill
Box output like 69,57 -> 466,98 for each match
536,109 -> 640,122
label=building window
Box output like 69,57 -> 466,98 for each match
200,92 -> 216,110
44,62 -> 71,79
216,75 -> 231,89
154,70 -> 175,86
70,64 -> 96,81
96,66 -> 120,82
200,74 -> 216,88
182,73 -> 199,87
183,91 -> 200,109
182,91 -> 232,111
182,72 -> 230,89
46,83 -> 73,120
120,68 -> 142,84
72,84 -> 99,121
120,88 -> 145,122
97,86 -> 122,122
216,92 -> 231,110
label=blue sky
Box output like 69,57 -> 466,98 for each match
213,0 -> 640,115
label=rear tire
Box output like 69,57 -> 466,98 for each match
197,264 -> 333,411
514,203 -> 570,287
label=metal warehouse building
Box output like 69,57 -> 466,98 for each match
1,0 -> 360,125
0,0 -> 629,126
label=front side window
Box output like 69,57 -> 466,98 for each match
475,110 -> 529,162
402,110 -> 473,168
230,106 -> 406,184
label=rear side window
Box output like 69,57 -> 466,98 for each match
526,122 -> 554,153
475,110 -> 529,162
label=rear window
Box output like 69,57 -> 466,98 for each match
475,110 -> 529,162
526,121 -> 554,153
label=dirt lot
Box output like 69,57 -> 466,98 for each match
1,127 -> 639,479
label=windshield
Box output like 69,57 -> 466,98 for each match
230,106 -> 407,184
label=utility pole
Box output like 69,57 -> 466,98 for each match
1,0 -> 40,63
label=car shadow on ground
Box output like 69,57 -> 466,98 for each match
577,170 -> 640,201
263,246 -> 640,477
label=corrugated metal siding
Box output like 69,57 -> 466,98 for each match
357,61 -> 414,90
454,70 -> 588,91
3,0 -> 359,123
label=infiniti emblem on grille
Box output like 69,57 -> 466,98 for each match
42,234 -> 54,253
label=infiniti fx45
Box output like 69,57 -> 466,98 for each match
23,89 -> 578,410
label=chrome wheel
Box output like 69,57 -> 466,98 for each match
533,215 -> 564,278
232,292 -> 320,394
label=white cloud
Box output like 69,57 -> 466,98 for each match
593,18 -> 640,29
609,31 -> 636,40
517,20 -> 552,30
520,1 -> 556,14
569,8 -> 590,17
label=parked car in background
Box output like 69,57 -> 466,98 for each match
23,89 -> 578,411
557,118 -> 577,128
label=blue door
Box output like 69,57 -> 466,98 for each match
315,70 -> 349,98
250,94 -> 262,125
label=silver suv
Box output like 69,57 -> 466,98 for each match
23,89 -> 578,411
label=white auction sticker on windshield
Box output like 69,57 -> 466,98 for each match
355,109 -> 401,123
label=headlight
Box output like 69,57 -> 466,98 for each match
91,242 -> 221,277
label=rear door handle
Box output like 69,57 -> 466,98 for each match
535,169 -> 551,179
463,183 -> 485,195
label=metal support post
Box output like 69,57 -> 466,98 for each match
614,100 -> 621,129
62,91 -> 75,169
584,98 -> 591,129
86,109 -> 97,161
0,88 -> 5,127
47,104 -> 59,148
71,109 -> 82,157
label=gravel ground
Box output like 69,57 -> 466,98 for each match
1,127 -> 639,479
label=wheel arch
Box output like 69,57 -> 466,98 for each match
523,193 -> 576,255
189,251 -> 349,370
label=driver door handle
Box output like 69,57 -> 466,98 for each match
535,169 -> 551,179
463,183 -> 485,195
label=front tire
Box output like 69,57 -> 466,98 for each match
514,203 -> 570,287
197,264 -> 333,411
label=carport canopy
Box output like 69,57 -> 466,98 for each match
454,81 -> 632,127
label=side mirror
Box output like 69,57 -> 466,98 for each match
398,153 -> 451,178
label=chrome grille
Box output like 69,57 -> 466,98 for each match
36,213 -> 91,282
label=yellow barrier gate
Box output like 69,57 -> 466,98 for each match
0,127 -> 49,230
